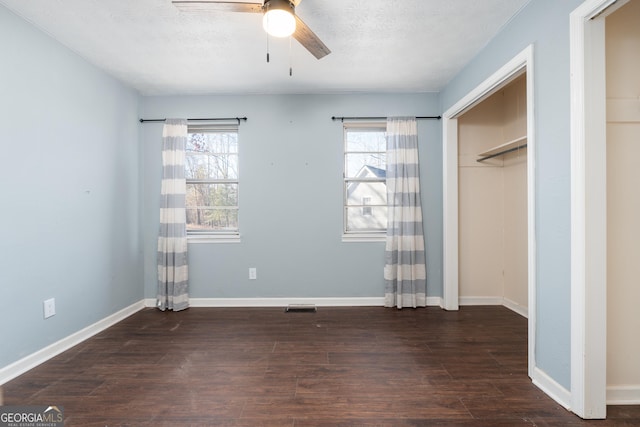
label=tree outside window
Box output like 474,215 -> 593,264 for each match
185,128 -> 239,234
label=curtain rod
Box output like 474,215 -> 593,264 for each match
139,117 -> 247,124
331,116 -> 441,122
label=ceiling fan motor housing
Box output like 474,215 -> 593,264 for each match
263,0 -> 295,14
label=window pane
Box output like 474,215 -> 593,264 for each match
186,183 -> 238,208
188,132 -> 238,153
346,130 -> 386,152
345,206 -> 387,232
345,181 -> 387,206
345,153 -> 386,178
186,208 -> 238,232
185,153 -> 238,180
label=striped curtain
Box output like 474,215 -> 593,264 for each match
157,119 -> 189,311
384,117 -> 427,308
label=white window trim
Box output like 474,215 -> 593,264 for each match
341,232 -> 386,243
188,233 -> 241,244
342,122 -> 388,240
186,124 -> 240,240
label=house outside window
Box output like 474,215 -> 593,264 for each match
343,123 -> 387,238
185,125 -> 239,238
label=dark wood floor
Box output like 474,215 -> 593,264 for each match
2,306 -> 639,426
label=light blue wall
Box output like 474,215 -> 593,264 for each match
0,6 -> 141,368
2,0 -> 580,394
441,0 -> 583,390
140,93 -> 442,300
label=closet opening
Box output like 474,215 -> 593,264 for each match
457,73 -> 528,318
605,0 -> 640,408
442,45 -> 535,378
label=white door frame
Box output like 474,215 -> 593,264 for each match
569,0 -> 629,419
442,45 -> 536,376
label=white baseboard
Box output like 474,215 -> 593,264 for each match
146,296 -> 444,308
459,296 -> 528,318
0,300 -> 146,386
607,385 -> 640,405
503,297 -> 528,318
459,296 -> 504,306
189,297 -> 386,307
189,297 -> 445,308
531,366 -> 572,411
427,296 -> 443,307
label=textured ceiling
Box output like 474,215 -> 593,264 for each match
0,0 -> 530,95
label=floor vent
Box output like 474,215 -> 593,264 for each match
285,304 -> 317,313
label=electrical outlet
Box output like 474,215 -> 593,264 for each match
43,298 -> 56,319
249,268 -> 257,280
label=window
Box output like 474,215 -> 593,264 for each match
343,123 -> 387,236
362,196 -> 372,216
185,125 -> 239,237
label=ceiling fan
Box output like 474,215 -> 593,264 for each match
172,0 -> 331,60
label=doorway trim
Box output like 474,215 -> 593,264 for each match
442,45 -> 536,374
569,0 -> 629,419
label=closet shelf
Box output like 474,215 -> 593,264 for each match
477,135 -> 527,162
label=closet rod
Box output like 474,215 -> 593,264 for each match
477,144 -> 527,162
331,115 -> 441,122
139,117 -> 247,124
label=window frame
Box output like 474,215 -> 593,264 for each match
342,122 -> 388,242
185,124 -> 240,243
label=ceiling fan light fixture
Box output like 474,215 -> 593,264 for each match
262,0 -> 296,38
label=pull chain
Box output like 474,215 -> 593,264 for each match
266,32 -> 270,63
289,35 -> 293,76
265,6 -> 270,63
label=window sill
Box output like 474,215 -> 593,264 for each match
342,233 -> 386,243
187,234 -> 241,244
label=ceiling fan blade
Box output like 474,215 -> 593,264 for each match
293,15 -> 330,59
172,1 -> 263,13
